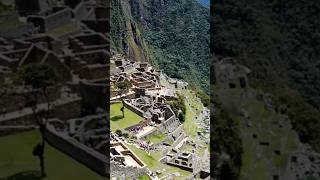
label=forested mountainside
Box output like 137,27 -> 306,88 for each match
111,0 -> 210,92
213,0 -> 320,108
212,0 -> 320,179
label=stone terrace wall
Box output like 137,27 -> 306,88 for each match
50,99 -> 81,120
123,101 -> 144,117
0,126 -> 35,136
27,8 -> 72,33
45,7 -> 73,31
0,22 -> 34,38
45,125 -> 108,177
110,162 -> 147,179
0,86 -> 62,113
0,12 -> 19,22
0,98 -> 81,126
73,1 -> 88,21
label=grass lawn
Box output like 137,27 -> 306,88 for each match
49,23 -> 77,37
126,144 -> 191,179
182,90 -> 202,138
0,131 -> 104,180
0,20 -> 24,28
137,175 -> 151,180
213,87 -> 299,179
110,103 -> 143,131
146,133 -> 166,144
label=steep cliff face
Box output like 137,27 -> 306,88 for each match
111,0 -> 210,92
111,0 -> 151,62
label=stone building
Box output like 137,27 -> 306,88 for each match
123,95 -> 180,135
212,57 -> 251,89
27,7 -> 73,33
0,12 -> 35,38
165,152 -> 194,172
0,0 -> 111,177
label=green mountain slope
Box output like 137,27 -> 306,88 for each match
213,0 -> 320,107
212,0 -> 320,179
111,0 -> 210,92
213,0 -> 320,153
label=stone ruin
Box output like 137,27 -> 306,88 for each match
110,133 -> 148,179
164,151 -> 195,172
1,0 -> 109,39
123,95 -> 181,136
0,12 -> 35,38
212,57 -> 251,89
45,113 -> 109,177
0,0 -> 111,177
287,145 -> 320,180
110,55 -> 162,100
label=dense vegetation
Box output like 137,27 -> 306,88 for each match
213,0 -> 320,106
139,0 -> 210,92
111,0 -> 210,92
251,81 -> 320,152
111,0 -> 151,62
196,91 -> 210,107
213,0 -> 320,152
211,93 -> 242,179
167,94 -> 186,123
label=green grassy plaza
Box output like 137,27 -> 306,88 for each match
126,144 -> 191,179
110,102 -> 143,131
0,131 -> 104,180
145,133 -> 166,144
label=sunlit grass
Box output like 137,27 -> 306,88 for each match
110,103 -> 143,131
0,131 -> 104,180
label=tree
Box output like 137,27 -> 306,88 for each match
115,129 -> 122,137
178,112 -> 185,123
122,132 -> 129,138
115,81 -> 129,117
115,81 -> 129,97
17,63 -> 56,177
220,161 -> 238,180
120,106 -> 125,118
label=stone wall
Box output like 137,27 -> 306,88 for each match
73,1 -> 88,21
49,99 -> 81,120
0,113 -> 35,126
0,126 -> 35,136
27,8 -> 73,33
172,132 -> 186,148
75,50 -> 109,65
123,101 -> 144,117
46,7 -> 73,31
80,80 -> 108,115
167,161 -> 193,172
0,98 -> 81,126
0,85 -> 62,113
0,12 -> 19,22
110,162 -> 147,179
45,125 -> 108,177
0,21 -> 34,38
